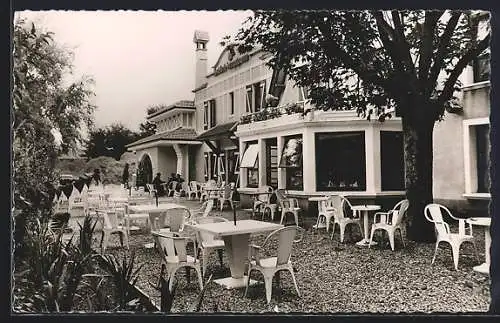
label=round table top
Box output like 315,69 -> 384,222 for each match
351,205 -> 381,211
467,217 -> 491,227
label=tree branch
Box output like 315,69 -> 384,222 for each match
437,33 -> 490,106
427,11 -> 462,95
317,19 -> 390,91
418,11 -> 443,86
390,10 -> 417,78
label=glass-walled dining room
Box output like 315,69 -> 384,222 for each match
235,111 -> 405,198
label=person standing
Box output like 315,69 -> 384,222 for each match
122,163 -> 130,189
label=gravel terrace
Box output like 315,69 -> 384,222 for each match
71,195 -> 490,313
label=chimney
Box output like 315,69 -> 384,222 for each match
193,30 -> 209,89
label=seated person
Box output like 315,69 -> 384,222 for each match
152,172 -> 166,196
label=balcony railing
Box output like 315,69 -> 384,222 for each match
239,101 -> 311,125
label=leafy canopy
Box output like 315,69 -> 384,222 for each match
231,10 -> 490,122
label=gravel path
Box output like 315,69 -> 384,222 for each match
93,200 -> 490,313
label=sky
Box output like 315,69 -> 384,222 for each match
15,10 -> 253,131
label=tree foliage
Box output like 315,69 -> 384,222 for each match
232,10 -> 489,121
230,10 -> 490,243
84,123 -> 140,161
12,18 -> 96,218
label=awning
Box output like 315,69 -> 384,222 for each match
196,121 -> 238,141
240,144 -> 259,168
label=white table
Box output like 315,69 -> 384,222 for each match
467,217 -> 491,275
128,203 -> 184,214
308,196 -> 330,202
351,205 -> 381,247
185,219 -> 283,289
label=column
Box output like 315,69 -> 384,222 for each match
258,138 -> 266,187
173,144 -> 185,176
277,136 -> 285,189
302,128 -> 316,193
364,127 -> 381,194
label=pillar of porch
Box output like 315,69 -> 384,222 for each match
173,144 -> 189,179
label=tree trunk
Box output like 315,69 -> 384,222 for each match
402,114 -> 436,242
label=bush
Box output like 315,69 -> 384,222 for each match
84,156 -> 126,185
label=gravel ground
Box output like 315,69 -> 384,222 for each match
83,197 -> 491,314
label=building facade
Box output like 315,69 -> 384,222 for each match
129,27 -> 490,216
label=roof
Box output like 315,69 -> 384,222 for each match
193,30 -> 209,43
147,100 -> 195,119
192,82 -> 208,93
196,121 -> 238,141
126,127 -> 199,148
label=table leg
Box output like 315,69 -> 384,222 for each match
212,233 -> 258,289
356,211 -> 377,247
473,228 -> 491,275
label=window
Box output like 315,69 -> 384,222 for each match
476,124 -> 490,193
203,153 -> 209,180
203,102 -> 208,130
229,92 -> 235,115
266,138 -> 278,189
315,132 -> 366,191
227,149 -> 239,183
210,153 -> 217,180
464,119 -> 490,195
245,80 -> 267,113
254,81 -> 265,112
474,50 -> 490,83
209,99 -> 216,128
380,131 -> 405,191
218,153 -> 225,176
246,86 -> 253,113
279,135 -> 303,190
241,143 -> 259,188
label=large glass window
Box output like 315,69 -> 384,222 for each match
266,138 -> 278,189
380,131 -> 405,191
315,132 -> 366,191
241,142 -> 259,188
475,124 -> 490,193
279,135 -> 303,190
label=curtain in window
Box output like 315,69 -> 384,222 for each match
279,137 -> 303,168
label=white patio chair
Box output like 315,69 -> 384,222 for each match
146,183 -> 157,197
180,182 -> 191,199
188,181 -> 201,200
149,207 -> 190,234
253,186 -> 273,217
279,197 -> 301,226
167,181 -> 178,197
194,216 -> 229,277
424,203 -> 479,270
190,200 -> 215,220
97,209 -> 129,252
218,184 -> 234,211
151,231 -> 203,292
369,199 -> 409,250
245,226 -> 303,304
330,196 -> 362,243
312,195 -> 335,237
